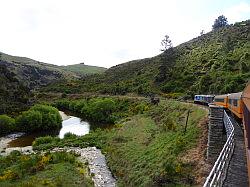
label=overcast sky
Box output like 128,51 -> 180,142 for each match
0,0 -> 249,68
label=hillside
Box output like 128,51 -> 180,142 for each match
60,63 -> 106,77
0,52 -> 106,89
42,20 -> 250,97
0,63 -> 31,114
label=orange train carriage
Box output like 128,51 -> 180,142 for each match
214,94 -> 229,108
228,92 -> 243,119
214,92 -> 243,119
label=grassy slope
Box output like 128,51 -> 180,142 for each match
0,52 -> 106,89
0,52 -> 73,89
102,100 -> 207,186
42,20 -> 250,96
42,57 -> 161,94
166,20 -> 250,95
33,99 -> 207,186
60,64 -> 106,77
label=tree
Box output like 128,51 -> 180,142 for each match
155,35 -> 175,83
160,35 -> 173,52
212,15 -> 228,30
200,30 -> 205,36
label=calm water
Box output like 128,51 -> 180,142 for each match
7,111 -> 90,147
59,116 -> 90,138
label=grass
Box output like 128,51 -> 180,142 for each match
60,64 -> 106,76
33,99 -> 207,186
0,151 -> 93,187
102,101 -> 207,186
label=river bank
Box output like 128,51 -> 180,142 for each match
0,133 -> 25,153
0,111 -> 116,187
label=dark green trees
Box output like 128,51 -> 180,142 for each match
212,15 -> 228,30
0,115 -> 15,135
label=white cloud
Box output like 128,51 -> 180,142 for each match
0,0 -> 249,68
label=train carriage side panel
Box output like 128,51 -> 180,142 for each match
205,95 -> 215,104
214,94 -> 228,108
228,92 -> 243,119
242,84 -> 250,186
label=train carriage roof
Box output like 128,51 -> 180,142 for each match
205,95 -> 215,97
228,92 -> 242,99
214,94 -> 229,99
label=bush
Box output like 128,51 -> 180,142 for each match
16,110 -> 42,132
54,97 -> 151,124
32,136 -> 60,150
87,98 -> 116,123
0,115 -> 15,135
16,105 -> 62,132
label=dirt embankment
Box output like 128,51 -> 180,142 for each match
180,116 -> 212,185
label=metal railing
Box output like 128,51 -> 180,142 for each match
203,111 -> 235,187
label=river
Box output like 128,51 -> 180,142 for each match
6,111 -> 90,148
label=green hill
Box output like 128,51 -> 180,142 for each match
42,20 -> 250,97
60,63 -> 106,77
0,52 -> 106,89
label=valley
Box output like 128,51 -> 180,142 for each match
0,19 -> 249,186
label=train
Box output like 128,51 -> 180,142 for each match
195,83 -> 250,184
194,95 -> 214,105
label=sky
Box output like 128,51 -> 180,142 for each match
0,0 -> 249,68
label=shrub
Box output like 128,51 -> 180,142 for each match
16,110 -> 42,132
54,97 -> 151,124
16,105 -> 62,132
0,115 -> 15,135
87,98 -> 116,123
32,136 -> 61,150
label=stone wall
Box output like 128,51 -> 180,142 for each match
207,105 -> 226,163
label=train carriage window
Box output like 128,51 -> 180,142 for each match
229,99 -> 232,104
233,99 -> 238,107
215,98 -> 224,102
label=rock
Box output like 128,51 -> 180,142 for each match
0,133 -> 25,151
2,146 -> 33,156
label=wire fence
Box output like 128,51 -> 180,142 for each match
203,111 -> 235,187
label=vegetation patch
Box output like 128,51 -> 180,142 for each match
16,104 -> 62,132
0,115 -> 15,136
0,150 -> 93,187
0,104 -> 62,135
53,97 -> 150,124
33,99 -> 207,186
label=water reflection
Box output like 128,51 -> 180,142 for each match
59,116 -> 90,138
7,111 -> 90,147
